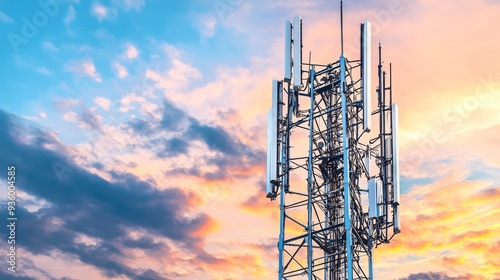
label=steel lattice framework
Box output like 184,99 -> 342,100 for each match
266,12 -> 401,280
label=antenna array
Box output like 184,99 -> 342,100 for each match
266,10 -> 401,280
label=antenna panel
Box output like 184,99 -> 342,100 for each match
293,15 -> 302,91
266,110 -> 277,197
276,78 -> 283,118
368,178 -> 382,218
385,137 -> 393,188
365,145 -> 371,176
266,80 -> 280,198
385,137 -> 392,160
394,205 -> 401,233
392,103 -> 400,205
284,21 -> 292,82
361,21 -> 372,132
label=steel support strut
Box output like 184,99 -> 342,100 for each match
306,67 -> 316,279
340,55 -> 353,279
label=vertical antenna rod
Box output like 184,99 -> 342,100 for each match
340,0 -> 344,54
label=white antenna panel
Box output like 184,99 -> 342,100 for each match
266,110 -> 277,197
284,21 -> 292,82
293,15 -> 302,91
391,103 -> 400,205
266,80 -> 280,198
272,79 -> 279,120
385,137 -> 392,161
361,21 -> 372,132
368,178 -> 382,218
394,205 -> 401,233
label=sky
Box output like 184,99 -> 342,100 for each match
0,0 -> 499,279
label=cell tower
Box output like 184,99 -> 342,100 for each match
266,4 -> 401,280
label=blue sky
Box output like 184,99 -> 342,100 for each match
0,0 -> 263,117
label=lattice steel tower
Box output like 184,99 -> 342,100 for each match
266,4 -> 401,280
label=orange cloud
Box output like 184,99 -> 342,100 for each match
375,174 -> 500,278
190,216 -> 221,237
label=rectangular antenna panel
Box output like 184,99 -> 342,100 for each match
385,137 -> 393,202
293,15 -> 302,91
368,178 -> 382,218
392,103 -> 400,205
266,110 -> 277,197
266,80 -> 280,198
365,145 -> 371,176
272,79 -> 279,120
361,21 -> 372,132
394,205 -> 401,233
284,21 -> 292,82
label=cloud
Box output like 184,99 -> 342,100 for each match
198,16 -> 217,38
54,98 -> 83,111
0,270 -> 37,280
145,45 -> 202,93
158,99 -> 189,131
0,10 -> 13,23
80,109 -> 102,130
0,109 -> 218,279
119,93 -> 146,113
94,96 -> 112,111
375,170 -> 500,278
161,137 -> 189,157
64,59 -> 102,82
399,271 -> 482,280
42,41 -> 59,52
124,43 -> 139,59
62,108 -> 103,131
36,66 -> 53,76
187,120 -> 238,154
113,62 -> 128,78
82,61 -> 101,82
240,193 -> 276,216
62,111 -> 78,122
126,118 -> 153,136
118,0 -> 146,11
91,1 -> 117,21
64,5 -> 76,27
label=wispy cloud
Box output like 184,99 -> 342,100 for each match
36,66 -> 53,76
82,60 -> 101,82
0,10 -> 13,23
198,16 -> 217,38
91,1 -> 117,21
64,59 -> 102,82
42,41 -> 59,52
113,61 -> 129,78
94,96 -> 112,111
145,44 -> 202,93
123,43 -> 139,59
118,0 -> 146,11
64,5 -> 76,34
